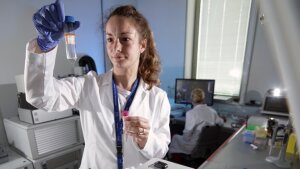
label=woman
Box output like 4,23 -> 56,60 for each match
25,1 -> 170,168
168,88 -> 224,155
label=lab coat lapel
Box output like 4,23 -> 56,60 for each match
129,79 -> 148,115
99,70 -> 114,114
99,73 -> 148,116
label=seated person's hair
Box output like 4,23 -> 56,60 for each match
191,88 -> 205,104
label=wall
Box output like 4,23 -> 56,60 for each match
137,0 -> 186,93
245,9 -> 284,104
0,0 -> 104,145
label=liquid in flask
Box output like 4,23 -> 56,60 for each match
64,16 -> 77,62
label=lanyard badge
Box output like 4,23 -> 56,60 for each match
112,78 -> 139,169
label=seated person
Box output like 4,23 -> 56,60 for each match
168,88 -> 224,156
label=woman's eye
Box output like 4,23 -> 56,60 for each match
121,37 -> 130,42
106,38 -> 113,43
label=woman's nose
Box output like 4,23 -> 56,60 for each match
114,39 -> 122,52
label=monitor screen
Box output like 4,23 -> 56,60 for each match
175,79 -> 215,106
261,96 -> 289,116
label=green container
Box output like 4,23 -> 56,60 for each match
246,124 -> 257,131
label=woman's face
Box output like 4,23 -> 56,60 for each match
105,16 -> 146,72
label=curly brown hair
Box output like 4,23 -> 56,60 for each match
105,5 -> 161,90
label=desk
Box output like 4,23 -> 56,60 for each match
198,126 -> 300,169
171,107 -> 189,118
170,115 -> 241,130
137,158 -> 193,169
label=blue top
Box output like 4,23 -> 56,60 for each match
65,16 -> 75,23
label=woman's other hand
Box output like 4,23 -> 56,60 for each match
124,116 -> 150,149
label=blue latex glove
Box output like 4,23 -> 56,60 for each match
33,0 -> 80,52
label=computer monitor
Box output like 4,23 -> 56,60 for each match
261,95 -> 289,117
175,79 -> 215,106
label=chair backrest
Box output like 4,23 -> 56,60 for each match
169,118 -> 185,136
190,125 -> 221,159
190,125 -> 235,159
219,126 -> 235,144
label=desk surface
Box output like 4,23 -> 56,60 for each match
137,158 -> 193,169
171,115 -> 241,129
198,126 -> 300,169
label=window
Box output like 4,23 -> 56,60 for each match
192,0 -> 253,97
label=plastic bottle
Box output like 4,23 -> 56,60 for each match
64,16 -> 77,62
286,133 -> 297,154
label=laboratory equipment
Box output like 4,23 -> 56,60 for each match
286,132 -> 298,155
64,15 -> 77,62
30,144 -> 83,169
260,88 -> 289,117
3,116 -> 83,160
243,130 -> 255,144
18,107 -> 73,124
78,55 -> 98,74
266,119 -> 292,168
244,116 -> 269,149
15,75 -> 74,124
266,118 -> 282,156
253,127 -> 268,150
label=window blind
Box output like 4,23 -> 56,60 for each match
196,0 -> 252,96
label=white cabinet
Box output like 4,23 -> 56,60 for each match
4,116 -> 83,160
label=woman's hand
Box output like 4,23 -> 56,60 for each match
124,116 -> 150,149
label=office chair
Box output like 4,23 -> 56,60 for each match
218,125 -> 236,145
169,118 -> 185,137
190,125 -> 221,159
183,125 -> 235,168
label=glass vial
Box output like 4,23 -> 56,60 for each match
64,16 -> 77,62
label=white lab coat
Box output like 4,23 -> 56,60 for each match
24,40 -> 171,169
168,104 -> 223,154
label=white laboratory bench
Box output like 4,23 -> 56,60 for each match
198,125 -> 300,169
